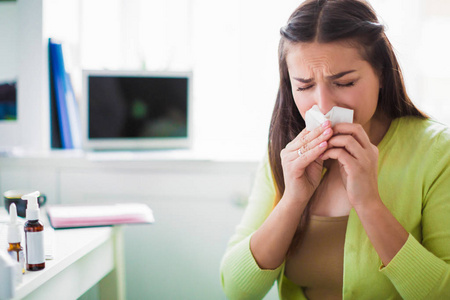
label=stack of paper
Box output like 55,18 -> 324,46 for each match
46,203 -> 155,229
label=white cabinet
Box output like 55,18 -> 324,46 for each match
0,154 -> 258,299
59,161 -> 254,205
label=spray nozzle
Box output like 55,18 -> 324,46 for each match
8,203 -> 21,244
21,191 -> 40,220
9,203 -> 18,224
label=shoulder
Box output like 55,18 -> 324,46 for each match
391,117 -> 450,204
398,116 -> 450,180
393,116 -> 450,151
396,116 -> 450,140
380,116 -> 450,176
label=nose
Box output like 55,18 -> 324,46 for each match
315,85 -> 335,115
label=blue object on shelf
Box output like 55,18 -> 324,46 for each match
48,39 -> 81,149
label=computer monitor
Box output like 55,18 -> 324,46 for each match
81,70 -> 193,150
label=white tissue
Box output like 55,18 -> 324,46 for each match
305,105 -> 354,131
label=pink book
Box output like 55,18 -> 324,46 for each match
46,203 -> 155,229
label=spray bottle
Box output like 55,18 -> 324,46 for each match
8,203 -> 25,276
22,191 -> 45,271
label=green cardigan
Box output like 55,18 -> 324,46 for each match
220,116 -> 450,299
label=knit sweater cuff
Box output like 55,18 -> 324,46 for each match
380,234 -> 447,299
222,234 -> 282,298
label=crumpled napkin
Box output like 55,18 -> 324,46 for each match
305,105 -> 354,131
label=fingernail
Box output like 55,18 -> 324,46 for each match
323,128 -> 332,136
322,120 -> 331,128
319,141 -> 327,148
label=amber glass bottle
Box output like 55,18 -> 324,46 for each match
24,219 -> 45,271
22,191 -> 45,271
8,242 -> 25,274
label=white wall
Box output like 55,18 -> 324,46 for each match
0,2 -> 18,82
4,0 -> 450,155
372,0 -> 450,124
0,2 -> 19,150
0,0 -> 301,159
0,0 -> 53,152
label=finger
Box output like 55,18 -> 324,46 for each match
286,120 -> 332,151
295,140 -> 328,167
332,123 -> 372,149
320,147 -> 355,171
283,126 -> 332,163
288,120 -> 331,149
327,134 -> 363,159
297,127 -> 333,156
286,128 -> 309,150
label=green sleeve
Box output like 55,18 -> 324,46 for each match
380,129 -> 450,299
220,157 -> 282,299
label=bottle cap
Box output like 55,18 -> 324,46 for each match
7,203 -> 21,244
21,191 -> 40,221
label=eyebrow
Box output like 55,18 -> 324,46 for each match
293,70 -> 357,83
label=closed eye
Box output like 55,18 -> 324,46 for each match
297,85 -> 314,91
335,82 -> 355,88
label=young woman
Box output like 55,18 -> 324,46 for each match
220,0 -> 450,299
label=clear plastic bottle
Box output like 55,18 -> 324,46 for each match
7,203 -> 25,275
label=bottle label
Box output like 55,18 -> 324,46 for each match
25,231 -> 45,264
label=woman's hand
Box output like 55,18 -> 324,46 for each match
320,123 -> 380,208
280,120 -> 333,203
250,121 -> 333,270
320,123 -> 410,266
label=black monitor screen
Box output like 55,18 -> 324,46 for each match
88,75 -> 188,140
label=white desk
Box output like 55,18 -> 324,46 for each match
10,226 -> 125,300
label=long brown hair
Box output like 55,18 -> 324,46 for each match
268,0 -> 426,253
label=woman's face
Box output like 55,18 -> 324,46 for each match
286,41 -> 381,131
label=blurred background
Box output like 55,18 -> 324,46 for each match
1,0 -> 449,158
0,0 -> 449,299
